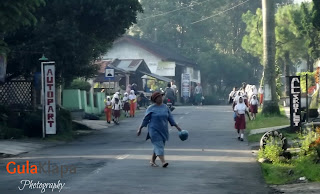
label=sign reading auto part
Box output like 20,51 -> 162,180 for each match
43,63 -> 56,134
289,76 -> 301,132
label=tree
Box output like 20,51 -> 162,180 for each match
0,0 -> 45,53
262,0 -> 280,114
4,0 -> 143,84
133,0 -> 263,96
242,4 -> 313,97
313,0 -> 320,30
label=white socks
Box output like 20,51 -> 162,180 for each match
240,134 -> 244,139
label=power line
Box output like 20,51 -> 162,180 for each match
138,0 -> 211,21
191,0 -> 252,24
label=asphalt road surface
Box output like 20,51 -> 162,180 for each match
0,106 -> 271,194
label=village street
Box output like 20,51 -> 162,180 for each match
0,106 -> 270,194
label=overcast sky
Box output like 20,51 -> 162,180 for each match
294,0 -> 312,3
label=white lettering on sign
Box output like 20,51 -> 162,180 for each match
291,77 -> 300,127
291,77 -> 300,94
44,65 -> 56,134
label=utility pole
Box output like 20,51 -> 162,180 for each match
262,0 -> 280,114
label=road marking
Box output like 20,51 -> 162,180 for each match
116,154 -> 130,160
179,116 -> 184,120
185,112 -> 190,115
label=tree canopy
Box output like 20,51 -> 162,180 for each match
0,0 -> 45,52
4,0 -> 142,84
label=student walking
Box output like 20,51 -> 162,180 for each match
122,92 -> 130,117
137,92 -> 182,168
129,90 -> 137,117
249,95 -> 259,120
234,96 -> 247,141
104,96 -> 112,124
113,98 -> 121,125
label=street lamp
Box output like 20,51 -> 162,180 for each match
39,54 -> 48,61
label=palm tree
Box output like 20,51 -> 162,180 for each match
262,0 -> 280,114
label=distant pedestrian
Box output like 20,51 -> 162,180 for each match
234,96 -> 247,141
113,98 -> 121,125
228,87 -> 237,104
137,92 -> 182,168
164,83 -> 175,105
126,84 -> 132,94
129,90 -> 137,117
122,92 -> 130,117
258,86 -> 264,105
249,95 -> 259,120
194,83 -> 203,105
104,96 -> 112,124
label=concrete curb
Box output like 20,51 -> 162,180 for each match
249,125 -> 290,135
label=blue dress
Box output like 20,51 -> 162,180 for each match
141,104 -> 177,143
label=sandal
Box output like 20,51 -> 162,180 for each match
150,162 -> 159,167
162,163 -> 169,168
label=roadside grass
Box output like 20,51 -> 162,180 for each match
294,157 -> 320,182
261,156 -> 320,185
253,107 -> 320,185
248,129 -> 300,143
261,163 -> 299,185
247,107 -> 289,131
246,106 -> 291,143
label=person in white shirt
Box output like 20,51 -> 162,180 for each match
232,91 -> 242,109
249,95 -> 259,120
104,96 -> 112,124
258,86 -> 264,105
129,90 -> 137,117
228,87 -> 237,104
122,92 -> 130,118
234,96 -> 247,141
112,98 -> 121,124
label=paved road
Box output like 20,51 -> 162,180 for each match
0,106 -> 271,194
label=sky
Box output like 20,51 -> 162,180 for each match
294,0 -> 312,3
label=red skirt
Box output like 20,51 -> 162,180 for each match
250,105 -> 258,113
114,110 -> 121,118
123,102 -> 130,111
235,114 -> 246,130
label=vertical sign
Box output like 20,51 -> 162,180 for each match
0,53 -> 7,82
42,62 -> 56,136
289,76 -> 301,132
181,73 -> 191,97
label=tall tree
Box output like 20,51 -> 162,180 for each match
4,0 -> 142,84
262,0 -> 280,114
0,0 -> 45,53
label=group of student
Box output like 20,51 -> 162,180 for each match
104,90 -> 137,125
229,84 -> 260,141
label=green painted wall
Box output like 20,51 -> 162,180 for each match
63,89 -> 105,114
63,89 -> 82,109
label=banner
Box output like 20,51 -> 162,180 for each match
42,62 -> 56,135
156,62 -> 176,76
181,73 -> 191,97
289,76 -> 301,132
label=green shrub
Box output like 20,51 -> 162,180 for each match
296,71 -> 316,93
0,126 -> 24,139
57,107 -> 72,134
67,79 -> 91,92
22,111 -> 42,137
259,139 -> 283,164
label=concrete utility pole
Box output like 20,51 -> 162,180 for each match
262,0 -> 280,114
